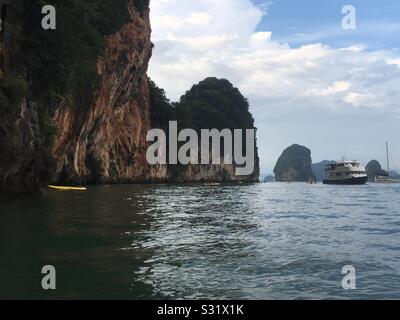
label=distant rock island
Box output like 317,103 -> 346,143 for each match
263,175 -> 275,183
274,144 -> 316,182
366,160 -> 388,181
312,160 -> 335,182
271,146 -> 399,183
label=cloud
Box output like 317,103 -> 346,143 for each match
149,0 -> 400,110
303,81 -> 351,97
148,0 -> 400,171
343,92 -> 378,108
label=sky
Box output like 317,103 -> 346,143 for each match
148,0 -> 400,175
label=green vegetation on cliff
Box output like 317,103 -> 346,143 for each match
20,0 -> 133,109
175,77 -> 255,131
0,74 -> 28,113
149,79 -> 174,130
2,0 -> 150,109
150,77 -> 256,131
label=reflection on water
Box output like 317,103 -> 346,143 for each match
0,183 -> 399,299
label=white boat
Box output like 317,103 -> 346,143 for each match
323,160 -> 368,185
374,142 -> 400,184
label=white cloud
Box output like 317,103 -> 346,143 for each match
148,0 -> 400,171
343,92 -> 379,108
186,12 -> 212,27
149,0 -> 400,109
387,58 -> 400,67
304,81 -> 351,97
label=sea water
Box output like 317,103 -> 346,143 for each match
0,183 -> 399,299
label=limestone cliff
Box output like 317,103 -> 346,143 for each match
50,2 -> 160,184
1,0 -> 158,197
0,0 -> 46,198
274,144 -> 315,182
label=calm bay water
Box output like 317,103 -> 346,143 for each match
0,183 -> 399,299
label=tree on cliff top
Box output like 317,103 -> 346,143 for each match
149,77 -> 257,132
174,77 -> 255,131
149,79 -> 174,130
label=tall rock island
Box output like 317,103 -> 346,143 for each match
274,144 -> 315,182
150,77 -> 260,182
366,160 -> 388,181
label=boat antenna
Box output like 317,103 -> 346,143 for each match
386,142 -> 390,174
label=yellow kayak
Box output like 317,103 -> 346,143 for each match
48,185 -> 87,191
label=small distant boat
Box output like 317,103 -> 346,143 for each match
48,185 -> 87,191
323,160 -> 368,185
374,142 -> 400,184
308,177 -> 316,184
374,176 -> 399,183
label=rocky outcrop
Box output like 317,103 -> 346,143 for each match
366,160 -> 388,181
151,77 -> 260,183
312,160 -> 335,182
263,175 -> 275,183
50,2 -> 157,184
274,144 -> 315,182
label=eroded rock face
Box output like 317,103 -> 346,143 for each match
0,0 -> 45,198
0,100 -> 44,198
168,163 -> 259,183
51,3 -> 158,184
274,144 -> 315,182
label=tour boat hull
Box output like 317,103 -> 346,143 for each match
323,176 -> 368,185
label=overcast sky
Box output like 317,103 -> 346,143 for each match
148,0 -> 400,174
